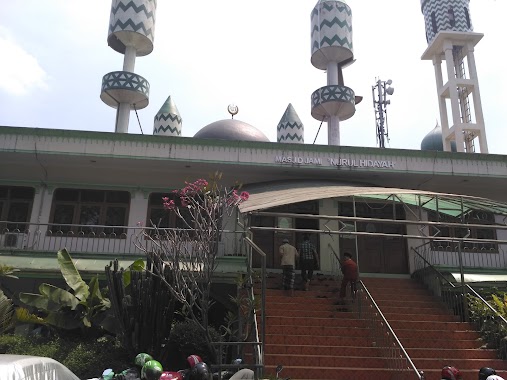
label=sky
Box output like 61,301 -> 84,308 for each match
0,0 -> 506,153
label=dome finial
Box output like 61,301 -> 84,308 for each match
227,104 -> 239,119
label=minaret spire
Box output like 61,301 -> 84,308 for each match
100,0 -> 158,134
310,0 -> 359,146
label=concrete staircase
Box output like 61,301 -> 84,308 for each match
259,274 -> 398,380
257,274 -> 507,380
361,277 -> 507,380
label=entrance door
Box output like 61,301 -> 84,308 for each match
339,222 -> 408,274
251,215 -> 274,268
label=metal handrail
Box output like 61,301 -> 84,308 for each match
359,281 -> 424,379
411,246 -> 456,289
327,243 -> 422,378
413,244 -> 507,358
466,285 -> 507,325
243,236 -> 266,378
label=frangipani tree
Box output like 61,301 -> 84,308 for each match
137,175 -> 248,360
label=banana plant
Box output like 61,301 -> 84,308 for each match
18,248 -> 112,331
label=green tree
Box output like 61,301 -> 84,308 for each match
138,175 -> 249,362
18,248 -> 113,332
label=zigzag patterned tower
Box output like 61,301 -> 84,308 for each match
310,0 -> 358,146
277,104 -> 304,144
153,96 -> 182,136
100,0 -> 157,134
421,0 -> 488,153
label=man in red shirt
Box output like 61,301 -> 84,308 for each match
338,252 -> 358,303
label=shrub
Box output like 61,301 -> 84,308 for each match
0,333 -> 131,379
168,320 -> 221,367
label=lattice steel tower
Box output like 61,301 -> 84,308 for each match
100,0 -> 157,133
310,0 -> 358,146
420,0 -> 488,153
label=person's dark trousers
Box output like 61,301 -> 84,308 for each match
300,259 -> 314,282
339,277 -> 357,299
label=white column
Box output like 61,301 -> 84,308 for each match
327,61 -> 338,85
327,61 -> 340,145
433,57 -> 452,151
466,43 -> 488,153
123,45 -> 137,72
328,116 -> 340,146
115,103 -> 131,134
444,42 -> 464,152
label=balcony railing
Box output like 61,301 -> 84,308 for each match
0,222 -> 244,257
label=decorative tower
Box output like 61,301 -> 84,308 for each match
277,104 -> 304,144
100,0 -> 157,134
153,96 -> 182,136
310,0 -> 358,146
421,0 -> 488,153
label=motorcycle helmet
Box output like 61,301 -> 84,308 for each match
160,371 -> 183,380
479,367 -> 497,380
187,354 -> 203,368
141,360 -> 164,380
135,353 -> 154,368
441,366 -> 463,380
188,362 -> 210,380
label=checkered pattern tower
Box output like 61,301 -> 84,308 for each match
421,0 -> 488,153
310,0 -> 358,146
100,0 -> 157,134
277,104 -> 304,144
153,96 -> 182,136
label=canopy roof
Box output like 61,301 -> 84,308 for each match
239,180 -> 507,218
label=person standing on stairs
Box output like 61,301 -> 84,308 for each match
279,238 -> 299,296
336,251 -> 358,304
299,234 -> 318,291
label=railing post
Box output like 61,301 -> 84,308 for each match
457,240 -> 469,322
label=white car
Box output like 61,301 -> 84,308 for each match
0,355 -> 80,380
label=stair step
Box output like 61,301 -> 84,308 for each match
264,308 -> 353,318
406,347 -> 498,360
388,320 -> 471,330
264,324 -> 370,337
265,302 -> 337,312
265,344 -> 379,357
394,337 -> 483,350
414,357 -> 507,371
381,311 -> 459,322
263,365 -> 405,380
265,315 -> 366,328
394,328 -> 481,340
264,354 -> 386,368
416,369 -> 507,380
265,333 -> 371,347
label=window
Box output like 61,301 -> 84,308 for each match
431,12 -> 438,34
464,8 -> 471,29
50,189 -> 130,236
448,7 -> 456,28
0,186 -> 35,232
147,193 -> 192,230
428,211 -> 497,252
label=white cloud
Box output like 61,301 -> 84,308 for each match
0,29 -> 48,96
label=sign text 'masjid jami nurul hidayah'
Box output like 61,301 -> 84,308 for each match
275,156 -> 396,168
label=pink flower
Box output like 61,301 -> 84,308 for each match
240,191 -> 249,201
163,199 -> 176,210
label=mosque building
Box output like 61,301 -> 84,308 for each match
0,0 -> 506,283
3,1 -> 507,378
